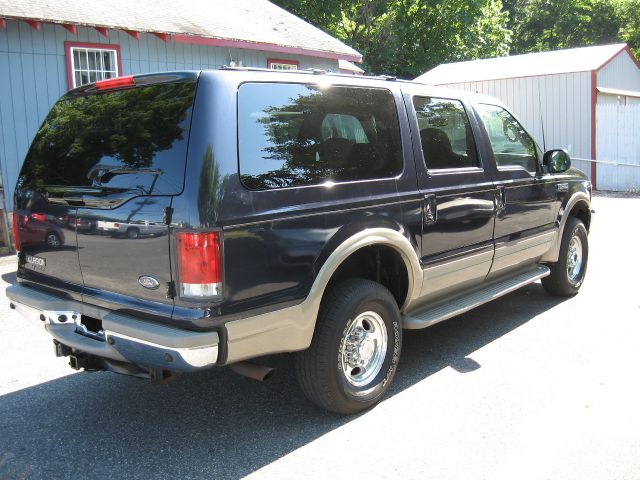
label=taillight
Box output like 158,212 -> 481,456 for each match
176,231 -> 223,299
31,213 -> 46,222
12,213 -> 21,251
95,75 -> 135,90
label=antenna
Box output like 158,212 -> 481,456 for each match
537,82 -> 546,151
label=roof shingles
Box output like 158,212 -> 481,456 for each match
0,0 -> 361,61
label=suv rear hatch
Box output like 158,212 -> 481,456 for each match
14,73 -> 198,316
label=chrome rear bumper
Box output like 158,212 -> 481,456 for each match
6,284 -> 219,372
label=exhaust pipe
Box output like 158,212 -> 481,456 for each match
230,361 -> 275,382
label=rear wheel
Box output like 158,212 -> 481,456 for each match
46,232 -> 61,248
542,217 -> 589,296
296,279 -> 402,414
126,227 -> 139,239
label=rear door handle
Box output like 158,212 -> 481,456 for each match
424,194 -> 437,224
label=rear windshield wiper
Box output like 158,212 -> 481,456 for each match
48,198 -> 84,206
42,185 -> 147,207
87,164 -> 163,183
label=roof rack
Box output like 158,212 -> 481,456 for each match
218,65 -> 412,83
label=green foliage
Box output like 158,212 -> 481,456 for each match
619,0 -> 640,57
386,0 -> 511,77
273,0 -> 511,77
272,0 -> 640,78
508,0 -> 623,53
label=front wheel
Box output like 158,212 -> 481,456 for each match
296,279 -> 402,414
542,217 -> 589,296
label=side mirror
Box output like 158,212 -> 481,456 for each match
543,149 -> 571,173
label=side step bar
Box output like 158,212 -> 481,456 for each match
402,266 -> 551,330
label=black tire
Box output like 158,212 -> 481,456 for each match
126,227 -> 139,239
295,278 -> 402,414
542,217 -> 588,296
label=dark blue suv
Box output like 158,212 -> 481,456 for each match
7,69 -> 592,414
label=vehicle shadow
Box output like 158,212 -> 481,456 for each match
1,271 -> 17,285
0,283 -> 567,479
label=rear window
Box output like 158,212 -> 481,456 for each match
238,83 -> 402,190
18,81 -> 196,208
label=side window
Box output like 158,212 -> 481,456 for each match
238,83 -> 402,190
476,104 -> 538,172
413,96 -> 479,170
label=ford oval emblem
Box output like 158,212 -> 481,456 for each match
138,276 -> 160,290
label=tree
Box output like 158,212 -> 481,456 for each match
508,0 -> 623,53
274,0 -> 639,75
272,0 -> 511,78
272,0 -> 345,34
386,0 -> 511,77
620,0 -> 640,57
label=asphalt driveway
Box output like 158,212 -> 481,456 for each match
0,193 -> 638,480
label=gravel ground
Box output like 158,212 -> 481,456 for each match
593,189 -> 640,198
0,195 -> 639,480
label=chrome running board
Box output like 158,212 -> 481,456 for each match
402,265 -> 551,330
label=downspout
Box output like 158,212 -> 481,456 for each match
590,70 -> 598,189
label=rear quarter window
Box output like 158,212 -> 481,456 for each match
238,83 -> 402,190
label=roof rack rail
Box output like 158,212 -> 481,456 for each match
305,68 -> 327,75
220,66 -> 275,72
216,65 -> 416,84
220,66 -> 331,75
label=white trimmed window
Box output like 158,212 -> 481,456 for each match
70,47 -> 119,87
267,58 -> 299,71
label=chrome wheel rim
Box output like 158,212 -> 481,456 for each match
340,311 -> 388,387
47,234 -> 60,247
566,235 -> 583,284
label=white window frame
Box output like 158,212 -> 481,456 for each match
68,45 -> 120,88
267,58 -> 299,71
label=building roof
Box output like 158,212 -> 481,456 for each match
338,59 -> 364,74
597,86 -> 640,98
0,0 -> 362,62
415,44 -> 634,84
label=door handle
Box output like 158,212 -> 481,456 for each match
424,194 -> 437,224
495,187 -> 506,216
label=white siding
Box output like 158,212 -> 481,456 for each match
596,103 -> 640,191
597,51 -> 640,91
440,72 -> 592,179
597,92 -> 623,105
598,92 -> 640,105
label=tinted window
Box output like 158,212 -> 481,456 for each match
476,104 -> 538,172
238,83 -> 402,190
321,114 -> 369,143
19,82 -> 196,208
413,97 -> 479,169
